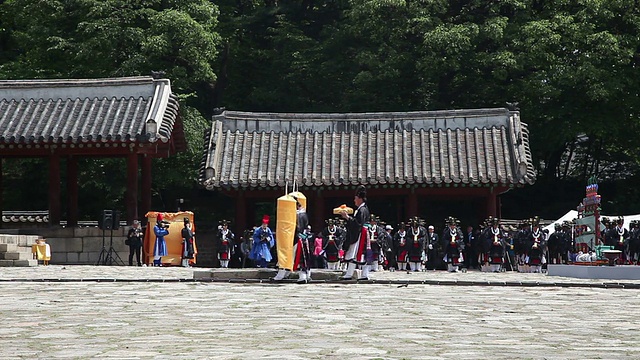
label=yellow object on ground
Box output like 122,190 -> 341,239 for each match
144,211 -> 197,266
276,194 -> 297,270
32,243 -> 51,265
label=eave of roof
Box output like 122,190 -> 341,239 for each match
0,76 -> 186,154
200,109 -> 536,189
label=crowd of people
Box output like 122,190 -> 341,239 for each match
213,186 -> 640,277
216,215 -> 561,275
117,186 -> 640,272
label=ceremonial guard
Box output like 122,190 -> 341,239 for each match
337,218 -> 348,270
152,213 -> 169,267
216,220 -> 234,268
608,217 -> 629,264
240,228 -> 255,268
560,221 -> 573,263
407,217 -> 426,272
526,217 -> 547,272
249,215 -> 274,268
425,225 -> 441,270
181,218 -> 195,268
513,219 -> 531,271
547,223 -> 563,264
628,221 -> 640,265
339,185 -> 371,280
485,218 -> 506,272
527,241 -> 544,273
489,228 -> 506,272
368,215 -> 385,272
322,218 -> 345,270
293,199 -> 312,283
442,216 -> 464,272
394,222 -> 408,271
602,217 -> 615,246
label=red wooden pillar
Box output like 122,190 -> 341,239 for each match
235,191 -> 246,238
408,187 -> 418,217
141,155 -> 152,222
67,156 -> 79,227
48,154 -> 61,226
396,197 -> 403,225
126,152 -> 139,225
314,189 -> 325,233
486,187 -> 497,218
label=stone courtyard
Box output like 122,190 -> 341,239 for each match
1,266 -> 639,359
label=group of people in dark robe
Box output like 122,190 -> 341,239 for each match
213,183 -> 640,274
600,217 -> 640,265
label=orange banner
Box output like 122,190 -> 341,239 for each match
143,211 -> 197,266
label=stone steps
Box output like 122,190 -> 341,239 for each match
0,234 -> 40,246
0,235 -> 41,267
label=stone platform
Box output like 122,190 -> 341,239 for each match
0,266 -> 639,359
547,264 -> 640,280
194,268 -> 344,281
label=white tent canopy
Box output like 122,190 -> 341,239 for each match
544,210 -> 640,235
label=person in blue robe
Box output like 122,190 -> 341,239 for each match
249,215 -> 274,268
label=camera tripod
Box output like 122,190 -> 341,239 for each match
96,227 -> 125,266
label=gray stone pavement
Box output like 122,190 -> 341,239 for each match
1,266 -> 639,359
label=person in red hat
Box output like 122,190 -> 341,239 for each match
153,213 -> 169,266
249,215 -> 274,268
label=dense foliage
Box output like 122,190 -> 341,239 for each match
1,0 -> 639,219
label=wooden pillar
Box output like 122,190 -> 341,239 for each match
126,152 -> 139,225
486,187 -> 497,218
396,197 -> 403,225
141,155 -> 152,222
48,154 -> 61,226
235,191 -> 246,238
67,156 -> 79,227
408,188 -> 418,217
314,189 -> 325,233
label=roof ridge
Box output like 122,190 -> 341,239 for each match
0,76 -> 154,89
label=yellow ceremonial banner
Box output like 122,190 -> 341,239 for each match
144,211 -> 197,266
288,190 -> 307,209
276,194 -> 297,270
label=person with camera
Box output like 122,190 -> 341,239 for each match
153,213 -> 169,266
126,220 -> 144,266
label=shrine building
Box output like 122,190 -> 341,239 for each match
0,76 -> 185,226
200,108 -> 536,233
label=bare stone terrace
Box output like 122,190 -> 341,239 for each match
0,266 -> 638,359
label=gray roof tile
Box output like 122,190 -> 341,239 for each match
200,109 -> 536,188
0,76 -> 182,148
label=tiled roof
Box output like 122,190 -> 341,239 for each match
200,108 -> 536,189
2,211 -> 49,223
0,76 -> 183,148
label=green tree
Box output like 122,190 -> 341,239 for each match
0,0 -> 221,215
